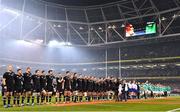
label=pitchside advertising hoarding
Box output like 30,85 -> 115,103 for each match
125,22 -> 157,37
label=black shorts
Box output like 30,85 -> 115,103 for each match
6,87 -> 14,92
24,88 -> 32,92
14,89 -> 23,93
33,89 -> 41,93
57,89 -> 64,94
46,86 -> 53,92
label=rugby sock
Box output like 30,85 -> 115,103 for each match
3,97 -> 6,106
74,96 -> 77,102
67,96 -> 70,101
64,96 -> 66,102
21,96 -> 25,104
79,96 -> 82,102
49,96 -> 51,102
59,96 -> 61,102
13,97 -> 16,105
27,96 -> 30,103
17,96 -> 20,105
32,96 -> 35,104
71,96 -> 74,102
37,96 -> 40,104
46,96 -> 49,103
77,96 -> 80,102
88,96 -> 90,101
7,97 -> 11,105
41,96 -> 44,103
55,96 -> 58,103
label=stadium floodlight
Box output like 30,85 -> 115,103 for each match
108,26 -> 112,29
66,42 -> 72,46
176,64 -> 180,66
61,68 -> 66,71
29,39 -> 44,45
53,24 -> 56,27
79,26 -> 84,30
160,64 -> 166,67
48,40 -> 72,47
34,39 -> 43,44
48,40 -> 60,47
121,24 -> 125,28
57,24 -> 61,28
172,14 -> 177,18
98,27 -> 102,30
83,68 -> 87,71
59,42 -> 67,46
16,40 -> 33,46
112,25 -> 116,29
138,65 -> 143,68
2,8 -> 20,16
161,17 -> 167,21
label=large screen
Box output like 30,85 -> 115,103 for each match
125,22 -> 157,37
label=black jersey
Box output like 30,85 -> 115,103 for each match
56,77 -> 64,92
109,80 -> 114,91
14,74 -> 24,92
23,72 -> 32,91
87,79 -> 93,92
97,81 -> 101,92
82,79 -> 88,92
94,81 -> 97,92
77,78 -> 83,92
40,75 -> 46,91
92,80 -> 96,92
99,81 -> 103,92
71,77 -> 78,91
114,81 -> 119,94
102,81 -> 107,92
32,74 -> 41,92
64,76 -> 71,91
3,71 -> 15,92
105,79 -> 111,91
46,75 -> 55,91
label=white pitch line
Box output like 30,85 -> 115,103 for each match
167,108 -> 180,112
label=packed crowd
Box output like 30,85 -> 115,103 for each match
1,65 -> 171,108
120,40 -> 180,60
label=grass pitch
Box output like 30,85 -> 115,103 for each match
0,96 -> 180,111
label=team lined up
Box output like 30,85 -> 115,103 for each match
2,65 -> 171,108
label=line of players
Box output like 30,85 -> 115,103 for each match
2,65 -> 122,108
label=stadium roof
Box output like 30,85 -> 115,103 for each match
0,0 -> 180,46
42,0 -> 122,6
41,0 -> 180,11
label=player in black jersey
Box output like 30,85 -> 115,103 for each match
14,69 -> 24,106
2,65 -> 15,108
63,71 -> 72,103
82,76 -> 88,101
87,76 -> 93,101
31,70 -> 41,105
71,73 -> 78,102
77,75 -> 83,102
46,70 -> 55,104
40,70 -> 47,104
23,67 -> 32,105
55,73 -> 64,103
